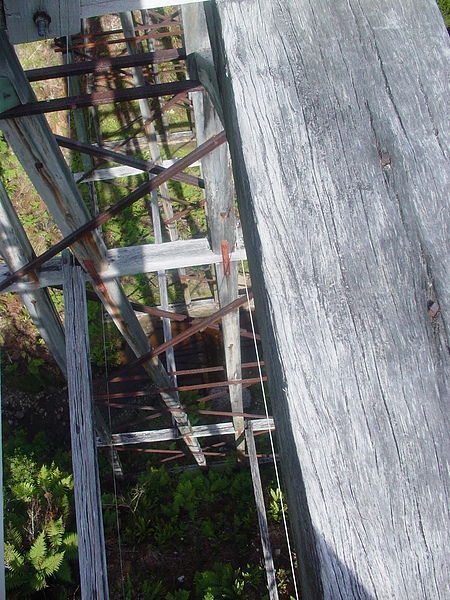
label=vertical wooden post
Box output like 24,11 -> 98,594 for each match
183,3 -> 245,453
245,422 -> 279,600
62,251 -> 109,600
206,0 -> 450,596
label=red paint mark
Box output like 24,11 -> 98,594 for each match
221,241 -> 231,276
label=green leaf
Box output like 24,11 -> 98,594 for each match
4,542 -> 25,571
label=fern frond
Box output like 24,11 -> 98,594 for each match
4,542 -> 25,571
11,481 -> 35,502
5,567 -> 29,591
30,570 -> 49,592
46,517 -> 64,550
28,531 -> 47,569
7,525 -> 24,551
40,551 -> 64,577
62,532 -> 78,560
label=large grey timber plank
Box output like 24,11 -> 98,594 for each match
207,0 -> 450,598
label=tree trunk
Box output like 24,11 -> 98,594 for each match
205,0 -> 450,597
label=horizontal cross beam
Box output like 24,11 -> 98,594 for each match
25,49 -> 186,82
0,238 -> 246,292
0,79 -> 203,119
103,292 -> 253,384
96,418 -> 275,447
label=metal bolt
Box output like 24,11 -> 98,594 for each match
33,12 -> 51,38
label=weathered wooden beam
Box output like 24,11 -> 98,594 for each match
62,252 -> 109,600
80,0 -> 205,19
206,0 -> 450,597
246,422 -> 279,600
3,0 -> 80,45
73,161 -> 201,184
25,49 -> 186,82
97,418 -> 275,447
0,182 -> 122,477
0,79 -> 203,119
184,2 -> 245,452
0,238 -> 246,293
0,31 -> 206,467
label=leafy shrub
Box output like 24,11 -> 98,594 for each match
3,442 -> 78,597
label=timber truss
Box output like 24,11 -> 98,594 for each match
0,5 -> 275,470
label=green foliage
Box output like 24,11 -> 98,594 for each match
437,0 -> 450,28
267,487 -> 287,524
194,562 -> 263,599
3,436 -> 77,597
166,590 -> 190,600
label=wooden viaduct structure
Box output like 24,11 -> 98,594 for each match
1,0 -> 450,598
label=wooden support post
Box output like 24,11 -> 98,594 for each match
62,251 -> 109,600
0,31 -> 205,467
206,0 -> 450,597
245,422 -> 279,600
183,3 -> 245,452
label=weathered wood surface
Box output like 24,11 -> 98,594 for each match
3,0 -> 80,44
0,238 -> 246,292
73,161 -> 201,183
97,418 -> 275,447
62,253 -> 109,600
206,0 -> 450,598
246,422 -> 278,600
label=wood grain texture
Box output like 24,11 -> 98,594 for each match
3,0 -> 80,44
63,254 -> 109,600
98,418 -> 275,447
206,0 -> 450,598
